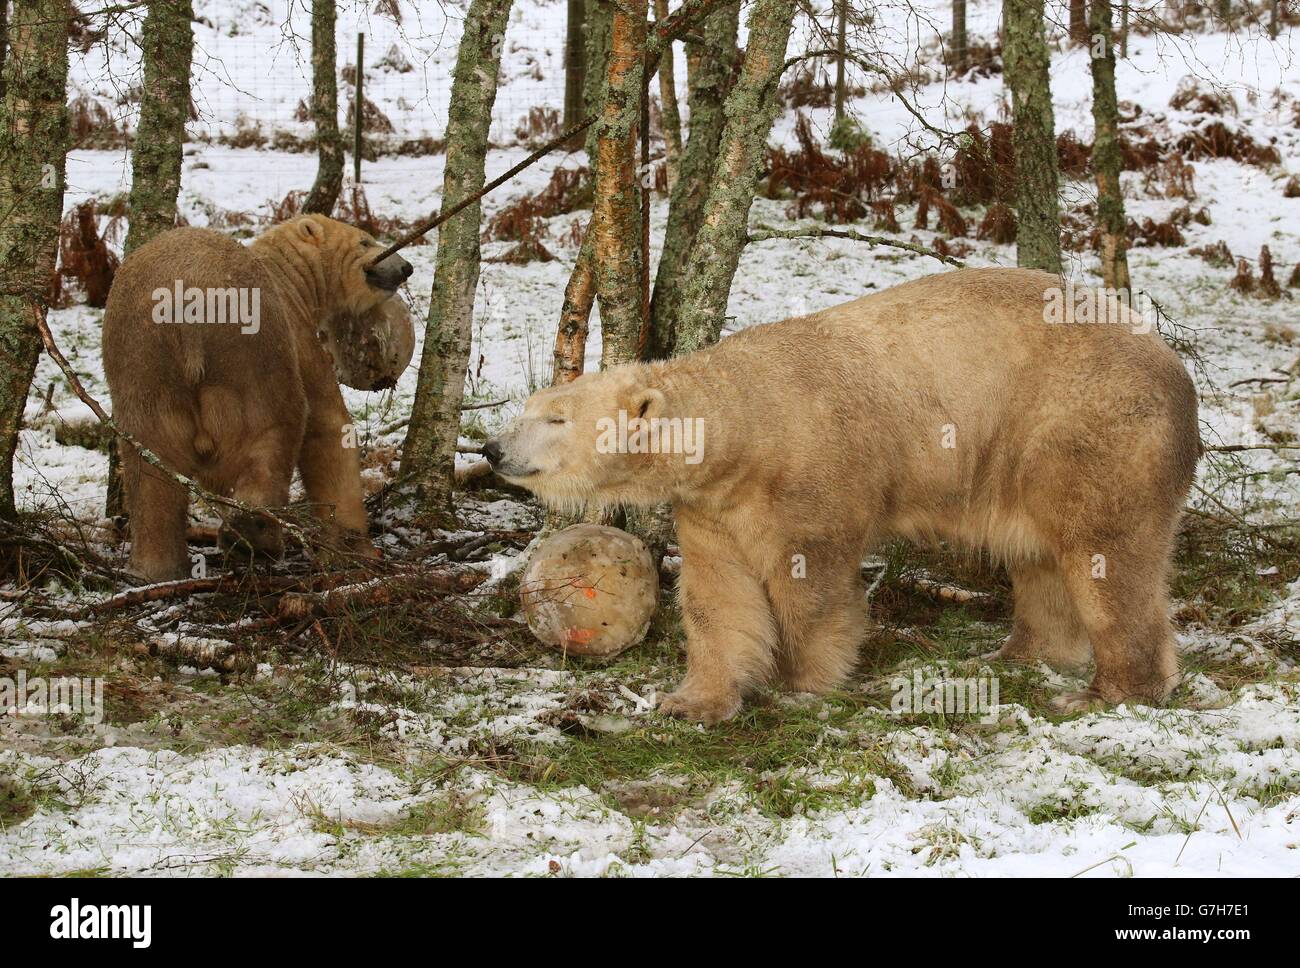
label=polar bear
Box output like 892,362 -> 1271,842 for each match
102,215 -> 415,582
483,268 -> 1202,723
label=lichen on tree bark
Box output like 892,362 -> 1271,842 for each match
303,0 -> 344,215
1089,0 -> 1130,292
672,0 -> 796,355
582,0 -> 613,164
1003,0 -> 1063,274
0,0 -> 70,519
646,1 -> 738,359
400,0 -> 513,523
124,0 -> 194,256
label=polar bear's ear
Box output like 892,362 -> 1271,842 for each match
630,387 -> 666,420
297,217 -> 323,244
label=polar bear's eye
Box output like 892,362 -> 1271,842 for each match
546,417 -> 567,425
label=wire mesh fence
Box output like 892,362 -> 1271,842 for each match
65,0 -> 581,203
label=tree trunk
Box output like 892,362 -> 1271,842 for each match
1120,0 -> 1128,56
1069,0 -> 1089,44
653,0 -> 682,189
400,0 -> 512,522
124,0 -> 193,255
1003,0 -> 1062,274
833,0 -> 847,119
564,0 -> 586,148
952,0 -> 968,76
303,0 -> 344,215
0,1 -> 8,101
672,0 -> 795,355
592,0 -> 648,369
553,225 -> 596,384
582,0 -> 613,164
646,1 -> 738,359
1090,0 -> 1130,293
0,0 -> 69,519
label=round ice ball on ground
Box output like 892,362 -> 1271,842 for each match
520,524 -> 659,657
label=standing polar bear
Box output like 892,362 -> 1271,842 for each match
103,215 -> 415,582
484,268 -> 1201,723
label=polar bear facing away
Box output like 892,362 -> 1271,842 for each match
103,215 -> 415,582
484,268 -> 1201,723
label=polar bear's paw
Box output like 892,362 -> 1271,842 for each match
658,686 -> 743,725
1049,689 -> 1106,716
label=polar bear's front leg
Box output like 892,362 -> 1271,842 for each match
298,393 -> 374,558
660,525 -> 778,724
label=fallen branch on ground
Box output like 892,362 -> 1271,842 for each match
747,225 -> 966,268
78,575 -> 303,616
276,568 -> 487,620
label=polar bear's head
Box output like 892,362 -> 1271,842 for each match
483,365 -> 705,509
256,215 -> 417,389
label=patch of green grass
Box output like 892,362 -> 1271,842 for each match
308,791 -> 484,840
1026,799 -> 1098,825
498,695 -> 916,819
372,860 -> 465,878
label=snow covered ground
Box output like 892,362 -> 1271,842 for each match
2,1 -> 1298,876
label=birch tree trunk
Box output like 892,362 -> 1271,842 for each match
1003,0 -> 1063,274
1089,0 -> 1130,293
303,0 -> 344,215
646,1 -> 738,359
0,0 -> 69,519
672,0 -> 795,355
592,0 -> 648,369
552,226 -> 596,384
652,0 -> 682,189
124,0 -> 193,255
400,0 -> 512,523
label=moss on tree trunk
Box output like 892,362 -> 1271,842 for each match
124,0 -> 193,255
1003,0 -> 1062,274
303,0 -> 344,215
1089,0 -> 1130,292
672,0 -> 795,355
0,0 -> 69,519
400,0 -> 512,523
582,0 -> 613,164
645,2 -> 737,360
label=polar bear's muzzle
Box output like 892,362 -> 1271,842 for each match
481,435 -> 537,479
365,253 -> 414,293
